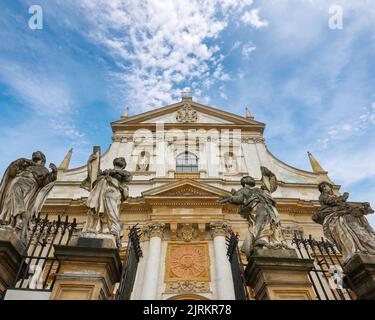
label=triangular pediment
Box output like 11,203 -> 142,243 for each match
142,179 -> 230,198
112,99 -> 264,127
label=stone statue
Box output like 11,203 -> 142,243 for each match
224,153 -> 237,173
136,151 -> 150,171
219,166 -> 287,254
312,181 -> 375,261
0,151 -> 57,242
82,157 -> 132,246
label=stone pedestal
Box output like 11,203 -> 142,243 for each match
0,228 -> 26,298
343,253 -> 375,300
245,248 -> 315,300
50,237 -> 122,300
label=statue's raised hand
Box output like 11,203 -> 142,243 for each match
49,163 -> 57,173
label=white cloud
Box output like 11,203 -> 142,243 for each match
231,41 -> 242,51
241,8 -> 269,29
317,101 -> 375,148
0,60 -> 84,142
242,43 -> 256,57
67,0 -> 257,110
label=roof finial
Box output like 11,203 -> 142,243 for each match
181,87 -> 193,101
245,107 -> 254,120
307,151 -> 327,173
58,148 -> 73,170
122,107 -> 129,118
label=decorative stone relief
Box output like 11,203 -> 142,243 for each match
175,104 -> 198,123
165,243 -> 210,282
176,224 -> 199,242
240,137 -> 265,144
112,135 -> 122,142
165,281 -> 211,294
281,225 -> 304,240
159,186 -> 213,197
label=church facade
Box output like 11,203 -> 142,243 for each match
38,96 -> 334,300
4,95 -> 375,300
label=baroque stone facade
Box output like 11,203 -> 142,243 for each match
2,96 -> 349,300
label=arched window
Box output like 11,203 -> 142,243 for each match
176,151 -> 198,173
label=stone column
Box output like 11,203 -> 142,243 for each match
245,248 -> 315,300
210,222 -> 235,300
0,228 -> 26,298
140,222 -> 165,300
50,237 -> 122,300
343,253 -> 375,300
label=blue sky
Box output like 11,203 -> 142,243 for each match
1,0 -> 375,225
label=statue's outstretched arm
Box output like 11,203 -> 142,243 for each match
218,191 -> 243,204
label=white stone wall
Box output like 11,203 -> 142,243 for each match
52,135 -> 325,202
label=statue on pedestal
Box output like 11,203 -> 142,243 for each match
0,151 -> 57,242
219,166 -> 287,255
313,181 -> 375,261
81,152 -> 132,246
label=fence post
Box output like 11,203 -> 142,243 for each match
50,236 -> 122,300
343,254 -> 375,300
0,228 -> 26,299
245,247 -> 315,300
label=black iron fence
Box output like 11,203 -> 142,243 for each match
292,235 -> 356,300
116,225 -> 143,300
226,231 -> 249,300
12,214 -> 77,291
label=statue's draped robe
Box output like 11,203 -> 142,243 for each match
86,170 -> 131,236
0,159 -> 56,228
313,193 -> 375,260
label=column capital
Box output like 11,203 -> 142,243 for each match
143,222 -> 165,239
209,221 -> 231,238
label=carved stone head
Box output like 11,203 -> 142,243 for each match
241,175 -> 255,187
318,181 -> 333,194
32,151 -> 46,165
113,157 -> 126,169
